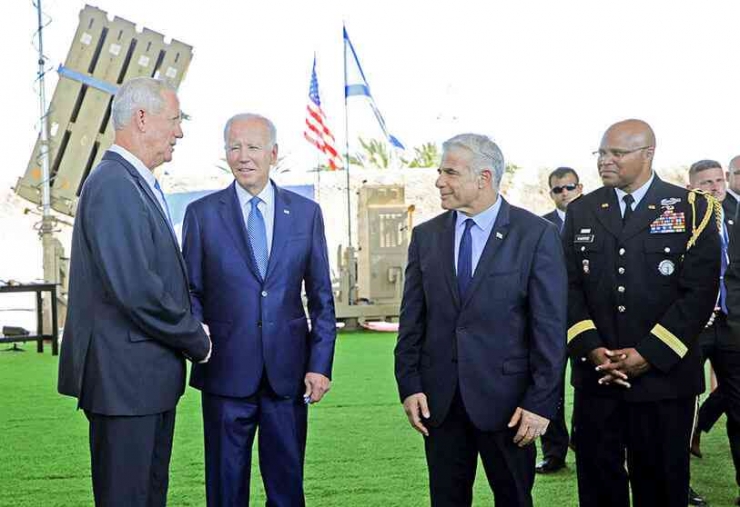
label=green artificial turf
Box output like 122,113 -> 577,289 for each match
0,331 -> 736,506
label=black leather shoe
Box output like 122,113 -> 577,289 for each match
688,486 -> 708,506
535,457 -> 566,474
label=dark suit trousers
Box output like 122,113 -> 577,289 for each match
573,391 -> 694,507
540,363 -> 570,461
85,409 -> 176,507
697,315 -> 740,486
424,389 -> 535,507
201,385 -> 308,507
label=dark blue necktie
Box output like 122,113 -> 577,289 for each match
720,222 -> 729,314
457,218 -> 475,299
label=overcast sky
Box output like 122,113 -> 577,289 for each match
3,0 -> 740,191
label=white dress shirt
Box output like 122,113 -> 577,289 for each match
235,180 -> 275,257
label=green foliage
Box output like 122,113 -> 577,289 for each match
350,137 -> 394,169
404,142 -> 441,168
506,162 -> 521,176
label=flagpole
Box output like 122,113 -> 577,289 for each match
315,153 -> 321,202
343,24 -> 354,304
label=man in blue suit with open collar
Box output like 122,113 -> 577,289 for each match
182,113 -> 336,507
394,133 -> 567,506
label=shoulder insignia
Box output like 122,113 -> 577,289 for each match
686,189 -> 720,251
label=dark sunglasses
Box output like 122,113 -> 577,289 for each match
551,184 -> 578,194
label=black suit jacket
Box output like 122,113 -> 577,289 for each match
724,192 -> 739,228
565,177 -> 720,401
542,209 -> 564,232
58,151 -> 209,416
394,198 -> 567,431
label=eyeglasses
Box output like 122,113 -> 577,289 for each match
592,146 -> 652,160
551,184 -> 578,194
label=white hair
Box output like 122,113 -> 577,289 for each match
111,77 -> 175,130
442,133 -> 505,184
223,113 -> 277,147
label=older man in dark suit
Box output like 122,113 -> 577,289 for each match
58,77 -> 211,507
182,113 -> 336,507
395,133 -> 567,507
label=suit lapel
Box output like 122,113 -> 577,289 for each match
440,212 -> 461,309
461,198 -> 510,309
265,182 -> 290,281
593,187 -> 622,239
218,182 -> 261,280
619,177 -> 666,242
105,152 -> 188,279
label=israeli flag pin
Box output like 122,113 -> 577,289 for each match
283,209 -> 290,214
496,232 -> 504,239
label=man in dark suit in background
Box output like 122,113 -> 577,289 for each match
182,113 -> 336,506
542,167 -> 583,233
565,119 -> 719,507
395,133 -> 567,507
536,166 -> 583,474
58,77 -> 212,506
688,159 -> 740,505
724,155 -> 740,222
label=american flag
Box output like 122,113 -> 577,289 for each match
304,56 -> 343,170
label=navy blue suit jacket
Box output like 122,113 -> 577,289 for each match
395,198 -> 567,431
182,181 -> 336,398
542,209 -> 564,232
58,151 -> 210,416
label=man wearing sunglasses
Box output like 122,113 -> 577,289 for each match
536,167 -> 583,475
542,167 -> 583,233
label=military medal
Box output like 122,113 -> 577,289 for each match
650,199 -> 686,234
658,259 -> 675,276
582,259 -> 590,274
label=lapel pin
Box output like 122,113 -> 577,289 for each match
283,209 -> 290,214
601,203 -> 609,208
648,204 -> 656,210
495,232 -> 503,239
730,220 -> 735,226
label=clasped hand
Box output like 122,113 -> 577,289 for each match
589,346 -> 650,388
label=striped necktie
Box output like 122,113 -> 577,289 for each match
247,197 -> 268,279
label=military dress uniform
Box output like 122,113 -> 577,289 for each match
564,175 -> 720,507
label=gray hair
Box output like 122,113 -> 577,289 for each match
223,113 -> 277,148
111,77 -> 175,130
442,133 -> 505,185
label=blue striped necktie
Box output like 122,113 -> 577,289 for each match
248,197 -> 268,279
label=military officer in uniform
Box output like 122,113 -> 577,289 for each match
564,119 -> 720,507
